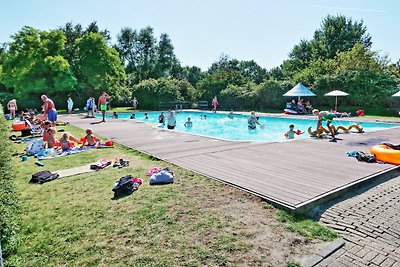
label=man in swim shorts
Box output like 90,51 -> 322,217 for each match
41,95 -> 57,126
313,109 -> 336,142
98,92 -> 110,122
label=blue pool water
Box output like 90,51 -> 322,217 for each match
103,111 -> 397,142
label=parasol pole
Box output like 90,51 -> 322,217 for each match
335,96 -> 338,111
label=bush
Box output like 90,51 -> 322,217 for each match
0,105 -> 20,257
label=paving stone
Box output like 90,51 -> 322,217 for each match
380,257 -> 396,267
371,253 -> 388,265
363,250 -> 379,262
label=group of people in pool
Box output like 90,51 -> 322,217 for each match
122,104 -> 337,142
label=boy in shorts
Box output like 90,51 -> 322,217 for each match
313,109 -> 336,142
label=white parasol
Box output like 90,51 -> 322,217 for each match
324,90 -> 349,111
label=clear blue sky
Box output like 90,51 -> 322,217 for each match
1,0 -> 399,70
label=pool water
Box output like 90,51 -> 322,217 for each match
104,111 -> 397,142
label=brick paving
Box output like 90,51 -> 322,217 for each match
315,174 -> 400,266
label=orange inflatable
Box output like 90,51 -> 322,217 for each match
370,144 -> 400,165
12,121 -> 30,131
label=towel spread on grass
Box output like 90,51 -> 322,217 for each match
36,144 -> 114,160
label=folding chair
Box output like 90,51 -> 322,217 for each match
25,120 -> 44,135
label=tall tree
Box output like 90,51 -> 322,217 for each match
282,15 -> 372,79
155,33 -> 180,78
313,15 -> 372,60
75,32 -> 125,96
1,26 -> 76,99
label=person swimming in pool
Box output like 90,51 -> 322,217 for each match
248,111 -> 263,130
184,117 -> 193,127
313,109 -> 336,142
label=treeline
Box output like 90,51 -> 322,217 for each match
0,15 -> 399,114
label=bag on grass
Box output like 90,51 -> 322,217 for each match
112,175 -> 140,197
30,170 -> 59,184
149,168 -> 174,185
26,139 -> 45,156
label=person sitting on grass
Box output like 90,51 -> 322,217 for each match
59,132 -> 80,151
46,127 -> 57,148
80,128 -> 100,147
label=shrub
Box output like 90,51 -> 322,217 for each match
0,105 -> 20,257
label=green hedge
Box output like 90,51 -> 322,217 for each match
0,106 -> 20,257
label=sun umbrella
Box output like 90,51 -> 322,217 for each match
324,90 -> 349,111
392,91 -> 400,97
283,83 -> 316,101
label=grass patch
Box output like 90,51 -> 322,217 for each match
275,210 -> 338,241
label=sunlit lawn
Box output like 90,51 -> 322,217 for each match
5,120 -> 337,266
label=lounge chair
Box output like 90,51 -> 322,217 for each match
25,120 -> 44,135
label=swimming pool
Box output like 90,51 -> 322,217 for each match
104,111 -> 397,142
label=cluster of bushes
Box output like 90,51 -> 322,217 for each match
0,106 -> 20,258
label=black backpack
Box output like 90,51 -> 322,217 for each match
30,170 -> 60,184
112,175 -> 140,197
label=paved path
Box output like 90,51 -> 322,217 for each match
315,174 -> 400,266
61,114 -> 400,212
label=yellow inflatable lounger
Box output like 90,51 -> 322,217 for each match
370,144 -> 400,165
308,124 -> 363,136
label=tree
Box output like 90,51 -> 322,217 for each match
1,26 -> 77,100
75,32 -> 125,96
155,33 -> 181,78
313,15 -> 372,60
282,15 -> 372,79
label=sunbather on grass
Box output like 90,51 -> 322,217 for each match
80,128 -> 100,147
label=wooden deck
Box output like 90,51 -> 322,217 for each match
62,114 -> 400,213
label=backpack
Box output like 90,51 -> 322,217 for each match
30,170 -> 59,184
26,139 -> 45,156
112,175 -> 140,197
149,168 -> 174,185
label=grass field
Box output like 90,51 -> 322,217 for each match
4,118 -> 338,267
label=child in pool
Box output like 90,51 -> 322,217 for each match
144,113 -> 149,119
112,112 -> 118,119
285,124 -> 304,139
184,117 -> 193,127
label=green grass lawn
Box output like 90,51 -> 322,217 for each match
5,121 -> 337,267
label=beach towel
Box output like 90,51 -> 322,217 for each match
36,147 -> 93,160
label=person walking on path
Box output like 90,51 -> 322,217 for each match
98,92 -> 110,122
41,95 -> 57,126
67,96 -> 73,115
7,99 -> 18,119
131,97 -> 139,110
